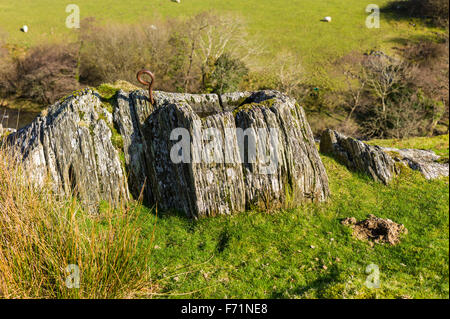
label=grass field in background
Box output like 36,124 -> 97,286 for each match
135,134 -> 449,298
0,0 -> 441,75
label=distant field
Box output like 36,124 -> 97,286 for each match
0,0 -> 439,75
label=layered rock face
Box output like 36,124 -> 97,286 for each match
320,129 -> 449,183
381,147 -> 449,180
9,88 -> 330,218
116,90 -> 330,217
8,89 -> 129,209
320,129 -> 397,184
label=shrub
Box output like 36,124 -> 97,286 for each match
0,43 -> 80,105
349,52 -> 446,138
400,39 -> 449,126
207,53 -> 248,94
240,71 -> 280,91
78,18 -> 182,90
410,0 -> 449,26
0,31 -> 15,101
78,13 -> 256,94
386,0 -> 449,27
0,146 -> 153,298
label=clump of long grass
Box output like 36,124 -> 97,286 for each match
0,145 -> 153,298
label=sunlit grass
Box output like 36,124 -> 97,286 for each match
0,146 -> 155,298
368,134 -> 449,157
136,135 -> 449,299
0,128 -> 448,299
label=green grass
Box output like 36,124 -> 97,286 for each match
130,135 -> 449,299
1,125 -> 448,299
0,0 -> 443,77
368,134 -> 449,157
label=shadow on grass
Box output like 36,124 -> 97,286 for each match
270,264 -> 342,298
380,1 -> 449,28
387,33 -> 448,48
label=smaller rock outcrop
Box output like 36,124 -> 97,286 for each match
320,129 -> 449,182
320,129 -> 397,184
382,147 -> 449,180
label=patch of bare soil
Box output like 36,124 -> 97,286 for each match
341,214 -> 408,246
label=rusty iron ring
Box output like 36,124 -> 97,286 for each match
136,70 -> 155,104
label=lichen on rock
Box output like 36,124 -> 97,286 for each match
320,129 -> 449,182
8,88 -> 129,211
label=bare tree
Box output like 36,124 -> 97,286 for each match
272,51 -> 303,96
363,54 -> 409,121
188,12 -> 261,89
343,52 -> 443,138
343,68 -> 367,123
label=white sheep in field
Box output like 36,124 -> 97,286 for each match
20,25 -> 28,33
323,16 -> 332,22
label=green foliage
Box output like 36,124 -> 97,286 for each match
240,71 -> 280,91
300,86 -> 333,114
206,53 -> 248,94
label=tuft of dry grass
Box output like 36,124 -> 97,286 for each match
0,145 -> 154,299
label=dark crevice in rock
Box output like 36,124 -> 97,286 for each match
68,164 -> 77,196
216,93 -> 224,112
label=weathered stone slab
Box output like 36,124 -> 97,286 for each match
320,129 -> 449,182
8,89 -> 129,210
381,147 -> 449,180
320,129 -> 397,184
139,90 -> 330,217
234,91 -> 330,209
142,102 -> 246,217
113,90 -> 154,202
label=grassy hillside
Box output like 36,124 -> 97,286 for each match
1,133 -> 448,298
138,134 -> 449,298
0,0 -> 441,74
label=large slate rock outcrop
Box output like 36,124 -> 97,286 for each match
9,88 -> 330,218
320,129 -> 449,183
